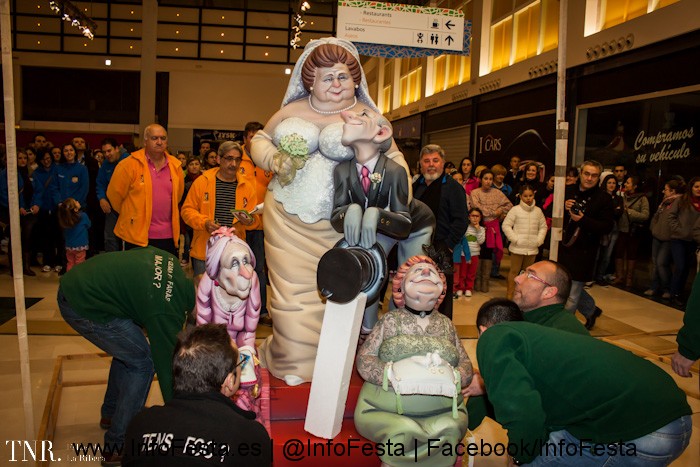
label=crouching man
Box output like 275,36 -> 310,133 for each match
470,300 -> 692,466
122,324 -> 271,466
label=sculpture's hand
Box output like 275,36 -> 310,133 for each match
343,204 -> 362,246
360,207 -> 380,249
272,152 -> 295,187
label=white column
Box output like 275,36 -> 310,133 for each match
138,0 -> 158,144
305,293 -> 367,439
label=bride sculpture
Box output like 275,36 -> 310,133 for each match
251,38 -> 412,384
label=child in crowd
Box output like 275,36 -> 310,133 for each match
451,171 -> 464,185
453,207 -> 485,297
58,198 -> 90,271
502,185 -> 547,299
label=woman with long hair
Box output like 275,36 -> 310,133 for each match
32,151 -> 62,272
468,169 -> 512,292
668,176 -> 700,306
594,173 -> 625,284
459,157 -> 479,195
613,176 -> 650,288
646,179 -> 684,298
50,143 -> 89,273
515,161 -> 547,206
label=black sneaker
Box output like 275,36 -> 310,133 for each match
585,307 -> 603,330
671,296 -> 685,308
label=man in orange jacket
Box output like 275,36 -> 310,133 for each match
107,124 -> 184,256
181,141 -> 259,279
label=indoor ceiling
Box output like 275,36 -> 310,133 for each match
13,1 -> 434,65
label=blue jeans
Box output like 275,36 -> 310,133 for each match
192,258 -> 206,277
670,239 -> 694,297
595,230 -> 619,281
103,211 -> 122,252
526,415 -> 692,466
565,280 -> 595,319
650,238 -> 672,293
57,288 -> 154,447
246,230 -> 268,315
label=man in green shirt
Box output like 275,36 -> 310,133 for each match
672,271 -> 700,390
471,302 -> 692,465
513,260 -> 589,336
467,261 -> 588,431
58,246 -> 195,465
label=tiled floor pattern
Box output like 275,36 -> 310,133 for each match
0,259 -> 698,466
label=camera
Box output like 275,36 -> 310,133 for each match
570,200 -> 586,215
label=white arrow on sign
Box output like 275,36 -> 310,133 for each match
337,2 -> 464,52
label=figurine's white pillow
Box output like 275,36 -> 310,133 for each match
385,352 -> 460,397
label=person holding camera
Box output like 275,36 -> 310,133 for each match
558,160 -> 615,330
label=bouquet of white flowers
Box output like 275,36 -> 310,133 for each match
273,133 -> 309,186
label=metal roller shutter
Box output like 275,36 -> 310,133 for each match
426,125 -> 471,166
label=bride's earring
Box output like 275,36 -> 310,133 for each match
310,86 -> 314,91
355,84 -> 359,89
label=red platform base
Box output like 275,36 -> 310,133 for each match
265,368 -> 380,466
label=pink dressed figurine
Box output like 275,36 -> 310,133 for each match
196,227 -> 268,427
196,227 -> 261,348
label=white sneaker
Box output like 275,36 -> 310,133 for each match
464,290 -> 472,297
456,290 -> 463,298
42,265 -> 52,273
54,266 -> 62,273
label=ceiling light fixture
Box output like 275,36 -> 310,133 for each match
49,1 -> 97,40
291,1 -> 311,49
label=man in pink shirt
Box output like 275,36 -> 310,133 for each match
107,124 -> 184,256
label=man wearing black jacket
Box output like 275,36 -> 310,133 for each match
413,144 -> 468,319
123,325 -> 271,466
559,160 -> 614,329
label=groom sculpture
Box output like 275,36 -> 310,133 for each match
330,108 -> 434,334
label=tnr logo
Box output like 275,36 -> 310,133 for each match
5,440 -> 56,462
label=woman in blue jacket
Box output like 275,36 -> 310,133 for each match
50,144 -> 89,273
32,150 -> 62,272
52,143 -> 89,208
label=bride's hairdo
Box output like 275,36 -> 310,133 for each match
300,44 -> 362,92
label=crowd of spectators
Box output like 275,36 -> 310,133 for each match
3,132 -> 699,317
0,127 -> 271,287
440,155 -> 700,310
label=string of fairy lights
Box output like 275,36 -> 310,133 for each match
291,1 -> 311,49
48,0 -> 98,40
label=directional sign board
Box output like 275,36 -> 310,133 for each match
337,1 -> 465,52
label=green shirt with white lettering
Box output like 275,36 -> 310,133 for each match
60,246 -> 195,401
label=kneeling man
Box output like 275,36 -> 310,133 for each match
123,324 -> 271,466
472,300 -> 692,466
